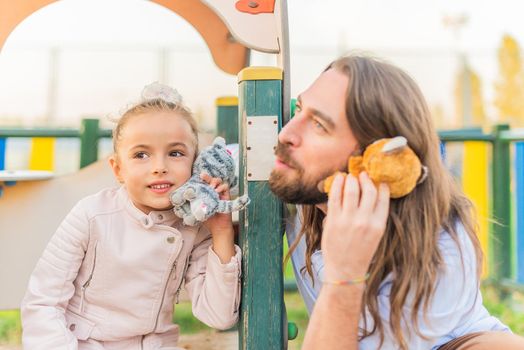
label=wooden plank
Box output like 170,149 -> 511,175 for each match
79,119 -> 100,168
216,96 -> 239,144
491,125 -> 512,280
238,68 -> 284,350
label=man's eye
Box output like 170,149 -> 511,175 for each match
170,150 -> 184,157
134,152 -> 148,159
313,119 -> 326,131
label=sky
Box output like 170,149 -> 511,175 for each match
0,0 -> 523,129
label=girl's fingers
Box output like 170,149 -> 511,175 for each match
342,174 -> 360,213
327,173 -> 345,213
216,183 -> 229,194
357,172 -> 378,214
200,172 -> 211,183
200,173 -> 222,189
210,178 -> 222,189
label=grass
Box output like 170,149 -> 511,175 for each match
1,286 -> 523,346
173,302 -> 212,335
0,310 -> 21,345
284,291 -> 309,349
482,285 -> 524,335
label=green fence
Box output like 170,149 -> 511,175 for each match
0,119 -> 112,170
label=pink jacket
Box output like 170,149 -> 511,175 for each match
21,187 -> 241,350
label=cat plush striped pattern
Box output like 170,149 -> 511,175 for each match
170,137 -> 250,226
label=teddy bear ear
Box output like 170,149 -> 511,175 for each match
417,165 -> 429,184
381,136 -> 407,153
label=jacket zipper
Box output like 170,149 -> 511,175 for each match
80,241 -> 98,313
175,255 -> 191,304
152,238 -> 184,332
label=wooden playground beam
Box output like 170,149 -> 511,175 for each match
0,0 -> 249,75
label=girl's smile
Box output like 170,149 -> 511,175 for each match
148,181 -> 174,194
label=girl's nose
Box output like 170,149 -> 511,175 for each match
153,168 -> 168,175
153,161 -> 168,175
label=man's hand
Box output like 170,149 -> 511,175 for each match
322,172 -> 390,282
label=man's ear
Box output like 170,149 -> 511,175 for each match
108,155 -> 123,183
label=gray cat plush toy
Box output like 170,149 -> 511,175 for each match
170,137 -> 250,226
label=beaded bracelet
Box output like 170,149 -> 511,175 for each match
322,273 -> 370,286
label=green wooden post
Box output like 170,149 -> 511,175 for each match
290,98 -> 297,119
491,124 -> 512,281
216,96 -> 239,144
79,118 -> 100,168
238,67 -> 285,350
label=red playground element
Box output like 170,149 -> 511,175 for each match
235,0 -> 275,14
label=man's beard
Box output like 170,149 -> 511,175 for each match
269,143 -> 330,205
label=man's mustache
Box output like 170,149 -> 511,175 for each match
274,142 -> 301,170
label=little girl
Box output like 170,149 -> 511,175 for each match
21,83 -> 241,350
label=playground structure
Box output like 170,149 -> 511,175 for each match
0,1 -> 293,349
1,1 -> 524,350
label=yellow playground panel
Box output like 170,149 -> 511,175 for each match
462,142 -> 489,276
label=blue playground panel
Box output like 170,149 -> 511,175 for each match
515,142 -> 524,284
0,137 -> 5,170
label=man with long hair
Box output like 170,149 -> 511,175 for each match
269,55 -> 524,349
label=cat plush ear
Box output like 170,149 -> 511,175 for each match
213,137 -> 226,147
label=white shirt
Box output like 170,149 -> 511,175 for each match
286,209 -> 509,349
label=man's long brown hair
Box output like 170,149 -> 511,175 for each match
287,55 -> 483,349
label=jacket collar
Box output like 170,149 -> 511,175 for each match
117,186 -> 180,229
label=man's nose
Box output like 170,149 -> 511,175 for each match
278,117 -> 301,147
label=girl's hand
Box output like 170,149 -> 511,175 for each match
322,172 -> 390,282
200,172 -> 235,263
200,173 -> 234,233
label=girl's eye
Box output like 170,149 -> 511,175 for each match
170,150 -> 184,157
134,152 -> 149,159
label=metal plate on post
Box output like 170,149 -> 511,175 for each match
246,116 -> 279,181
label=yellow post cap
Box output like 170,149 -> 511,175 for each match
238,67 -> 283,82
215,96 -> 239,106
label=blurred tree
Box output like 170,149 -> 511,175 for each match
494,34 -> 524,126
454,59 -> 487,127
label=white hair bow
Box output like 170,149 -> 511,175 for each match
141,82 -> 183,104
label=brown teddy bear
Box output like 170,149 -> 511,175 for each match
322,136 -> 427,199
